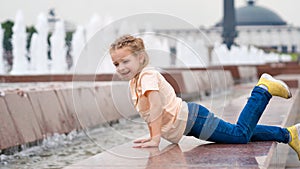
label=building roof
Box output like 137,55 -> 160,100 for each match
216,0 -> 287,26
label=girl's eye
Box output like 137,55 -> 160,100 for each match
123,60 -> 129,64
114,63 -> 119,67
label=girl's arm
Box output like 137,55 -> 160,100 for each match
133,90 -> 163,148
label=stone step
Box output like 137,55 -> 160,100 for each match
64,85 -> 300,169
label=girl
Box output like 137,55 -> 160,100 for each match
109,34 -> 300,160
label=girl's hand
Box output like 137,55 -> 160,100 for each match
133,135 -> 161,148
133,139 -> 160,148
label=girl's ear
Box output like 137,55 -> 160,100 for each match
138,53 -> 145,64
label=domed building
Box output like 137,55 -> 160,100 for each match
207,0 -> 300,53
216,0 -> 286,26
154,0 -> 299,67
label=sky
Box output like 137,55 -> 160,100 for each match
0,0 -> 299,28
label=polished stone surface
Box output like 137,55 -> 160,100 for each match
65,86 -> 300,169
64,136 -> 276,169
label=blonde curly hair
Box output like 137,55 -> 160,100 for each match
110,34 -> 149,68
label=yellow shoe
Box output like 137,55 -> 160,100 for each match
287,124 -> 300,160
256,73 -> 292,99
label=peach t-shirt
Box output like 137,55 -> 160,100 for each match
129,67 -> 188,143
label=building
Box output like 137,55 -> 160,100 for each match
208,0 -> 300,53
157,0 -> 300,55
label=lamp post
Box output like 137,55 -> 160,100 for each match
222,0 -> 237,49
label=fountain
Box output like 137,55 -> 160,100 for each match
71,25 -> 85,72
118,20 -> 138,37
96,53 -> 115,73
74,14 -> 102,74
142,32 -> 171,68
50,20 -> 67,74
175,37 -> 207,68
102,15 -> 113,27
10,10 -> 29,74
211,43 -> 229,65
187,37 -> 207,67
0,25 -> 4,74
1,11 -> 299,169
29,13 -> 49,74
86,14 -> 102,41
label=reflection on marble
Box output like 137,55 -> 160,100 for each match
64,88 -> 298,169
64,136 -> 273,169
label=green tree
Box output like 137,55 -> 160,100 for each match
26,26 -> 37,51
65,31 -> 73,48
1,20 -> 14,51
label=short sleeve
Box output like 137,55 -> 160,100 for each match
140,71 -> 159,95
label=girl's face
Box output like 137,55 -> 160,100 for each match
111,47 -> 144,80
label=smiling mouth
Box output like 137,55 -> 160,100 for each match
121,71 -> 129,75
119,71 -> 131,78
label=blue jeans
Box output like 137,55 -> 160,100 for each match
183,86 -> 290,144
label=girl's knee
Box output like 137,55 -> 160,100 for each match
234,127 -> 252,144
236,132 -> 251,144
238,138 -> 250,144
